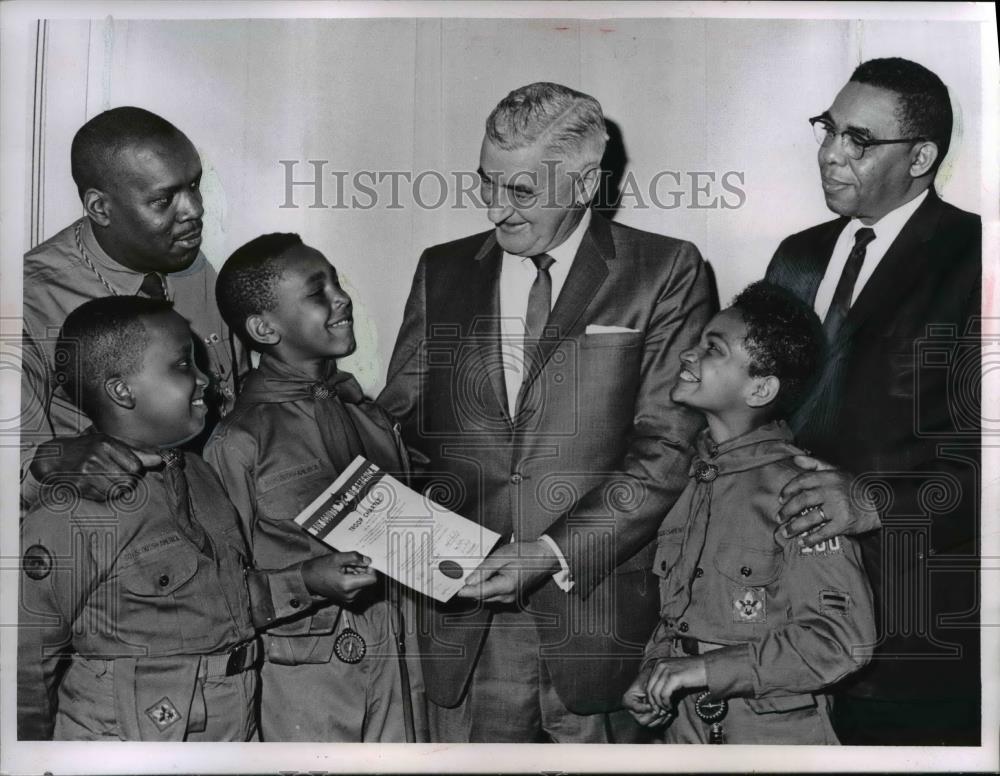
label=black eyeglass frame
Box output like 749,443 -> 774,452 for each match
808,115 -> 926,160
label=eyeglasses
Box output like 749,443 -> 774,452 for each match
809,116 -> 925,160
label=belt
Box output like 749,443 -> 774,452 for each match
201,638 -> 262,677
673,636 -> 725,656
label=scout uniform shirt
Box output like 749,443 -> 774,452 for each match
203,354 -> 413,742
21,218 -> 245,505
17,449 -> 312,741
643,420 -> 875,744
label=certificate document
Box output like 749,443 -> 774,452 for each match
293,456 -> 501,602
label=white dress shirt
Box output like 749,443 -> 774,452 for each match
498,208 -> 592,417
813,189 -> 928,320
497,208 -> 592,591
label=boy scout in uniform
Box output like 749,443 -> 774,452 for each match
204,233 -> 417,742
623,282 -> 875,744
18,297 -> 374,741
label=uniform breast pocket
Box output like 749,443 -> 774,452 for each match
256,460 -> 335,525
118,547 -> 200,653
579,331 -> 643,350
652,533 -> 684,602
714,542 -> 783,628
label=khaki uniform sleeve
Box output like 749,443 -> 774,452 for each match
18,509 -> 101,739
203,426 -> 315,627
705,509 -> 876,699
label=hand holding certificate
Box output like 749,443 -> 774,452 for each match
293,456 -> 501,602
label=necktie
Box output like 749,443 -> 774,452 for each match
139,272 -> 167,300
160,449 -> 212,557
524,253 -> 555,346
822,227 -> 875,343
659,459 -> 718,621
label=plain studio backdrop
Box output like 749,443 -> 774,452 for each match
24,16 -> 982,394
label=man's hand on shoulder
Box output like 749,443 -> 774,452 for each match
29,433 -> 146,503
456,540 -> 560,604
778,454 -> 881,547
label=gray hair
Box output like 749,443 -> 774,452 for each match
485,82 -> 608,162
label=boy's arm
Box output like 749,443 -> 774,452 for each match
703,497 -> 876,699
18,510 -> 100,739
202,432 -> 321,626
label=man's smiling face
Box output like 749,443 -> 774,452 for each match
478,136 -> 587,257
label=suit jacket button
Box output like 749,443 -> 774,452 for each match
158,574 -> 170,587
740,566 -> 752,577
679,622 -> 689,633
289,598 -> 301,609
694,567 -> 704,578
660,560 -> 668,572
509,473 -> 522,485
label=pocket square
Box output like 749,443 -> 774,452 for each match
585,324 -> 639,335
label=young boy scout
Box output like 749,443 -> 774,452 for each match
18,297 -> 374,741
622,281 -> 875,744
204,233 -> 417,742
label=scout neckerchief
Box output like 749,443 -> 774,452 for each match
236,354 -> 367,474
658,420 -> 800,622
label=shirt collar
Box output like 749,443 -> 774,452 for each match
77,218 -> 147,295
847,188 -> 928,245
77,217 -> 208,294
545,207 -> 592,265
504,207 -> 592,267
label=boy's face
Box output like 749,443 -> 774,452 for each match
127,311 -> 209,447
266,244 -> 356,362
671,307 -> 756,416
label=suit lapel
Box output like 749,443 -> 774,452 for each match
836,191 -> 943,345
469,234 -> 510,420
515,213 -> 611,413
798,219 -> 846,306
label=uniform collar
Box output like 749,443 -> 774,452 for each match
239,353 -> 365,404
690,420 -> 799,480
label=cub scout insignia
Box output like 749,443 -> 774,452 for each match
820,589 -> 852,616
800,536 -> 842,557
145,697 -> 181,731
334,628 -> 366,664
733,587 -> 766,623
22,545 -> 53,580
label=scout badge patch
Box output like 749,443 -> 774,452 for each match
334,628 -> 367,664
733,587 -> 766,623
695,691 -> 728,744
145,697 -> 182,731
22,545 -> 53,580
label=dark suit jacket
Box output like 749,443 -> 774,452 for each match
380,211 -> 712,712
766,189 -> 981,701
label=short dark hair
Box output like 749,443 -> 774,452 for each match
55,296 -> 175,418
850,57 -> 953,171
70,107 -> 185,198
730,281 -> 823,414
216,233 -> 303,349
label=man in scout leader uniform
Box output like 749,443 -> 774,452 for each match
21,106 -> 243,509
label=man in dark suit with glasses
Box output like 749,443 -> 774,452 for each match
767,57 -> 981,746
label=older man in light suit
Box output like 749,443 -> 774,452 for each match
380,82 -> 713,742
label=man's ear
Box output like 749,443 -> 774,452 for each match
82,188 -> 112,227
909,140 -> 939,178
246,314 -> 280,347
104,376 -> 135,410
573,162 -> 603,206
746,375 -> 780,409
